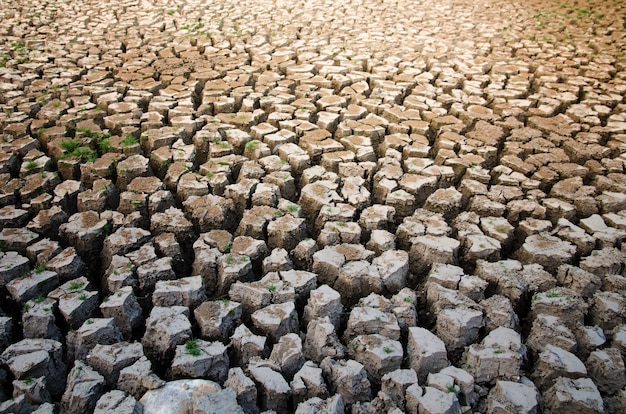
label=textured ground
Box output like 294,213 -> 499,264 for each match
1,0 -> 626,413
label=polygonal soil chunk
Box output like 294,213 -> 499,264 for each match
248,362 -> 291,413
194,299 -> 242,342
251,301 -> 299,343
269,333 -> 305,380
99,287 -> 143,340
169,339 -> 229,383
230,324 -> 267,367
66,317 -> 123,361
464,327 -> 525,384
142,306 -> 192,361
585,348 -> 626,395
117,356 -> 164,400
93,390 -> 142,414
140,379 -> 244,414
152,275 -> 207,309
61,361 -> 105,414
1,338 -> 66,396
225,367 -> 258,414
21,297 -> 62,341
86,341 -> 144,387
486,380 -> 540,414
414,386 -> 462,414
407,327 -> 448,382
346,334 -> 403,383
0,252 -> 31,287
290,361 -> 329,406
531,344 -> 587,391
543,377 -> 604,414
320,357 -> 371,406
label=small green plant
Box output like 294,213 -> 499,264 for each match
383,346 -> 393,354
446,384 -> 458,394
22,376 -> 34,385
43,307 -> 50,313
185,339 -> 201,356
493,349 -> 503,354
287,204 -> 299,213
547,290 -> 559,298
21,303 -> 30,313
223,243 -> 232,253
86,319 -> 94,325
403,296 -> 413,303
33,263 -> 46,274
59,139 -> 98,162
33,296 -> 46,303
349,340 -> 357,350
103,296 -> 110,302
98,137 -> 111,153
78,293 -> 87,301
221,297 -> 230,304
120,136 -> 138,147
60,139 -> 79,153
225,255 -> 235,265
245,141 -> 259,151
68,281 -> 85,291
130,199 -> 142,211
267,284 -> 277,293
24,160 -> 38,170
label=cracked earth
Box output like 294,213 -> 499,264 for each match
0,0 -> 626,413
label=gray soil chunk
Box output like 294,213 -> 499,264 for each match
407,327 -> 449,382
117,356 -> 164,400
486,380 -> 540,414
170,339 -> 229,383
464,327 -> 525,384
93,390 -> 142,414
543,377 -> 604,414
321,357 -> 371,406
1,338 -> 66,396
585,348 -> 626,395
140,379 -> 244,414
251,301 -> 299,343
61,361 -> 106,414
142,306 -> 192,360
86,341 -> 144,387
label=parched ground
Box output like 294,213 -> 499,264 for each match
0,0 -> 626,413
